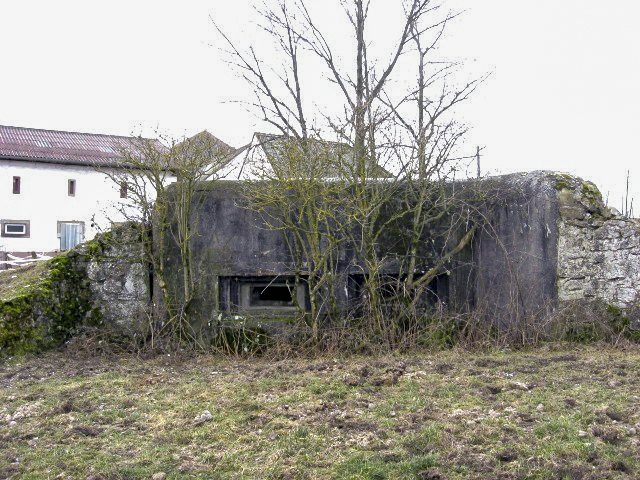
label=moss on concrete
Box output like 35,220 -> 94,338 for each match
581,181 -> 603,210
0,250 -> 102,357
553,173 -> 575,192
552,172 -> 610,219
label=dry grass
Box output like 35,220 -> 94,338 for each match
1,344 -> 640,479
0,262 -> 51,302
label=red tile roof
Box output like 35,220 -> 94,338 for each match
0,125 -> 165,167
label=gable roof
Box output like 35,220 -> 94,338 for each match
173,130 -> 246,165
0,125 -> 165,168
227,132 -> 392,180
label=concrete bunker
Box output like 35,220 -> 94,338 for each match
160,171 -> 640,333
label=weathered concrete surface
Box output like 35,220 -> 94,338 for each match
172,174 -> 565,326
463,172 -> 559,326
187,182 -> 295,276
163,172 -> 640,329
161,182 -> 303,329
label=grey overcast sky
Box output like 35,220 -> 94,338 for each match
2,0 -> 639,212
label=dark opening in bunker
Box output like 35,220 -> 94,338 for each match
250,284 -> 294,307
219,276 -> 311,314
347,272 -> 449,313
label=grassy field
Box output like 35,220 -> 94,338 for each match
1,344 -> 639,479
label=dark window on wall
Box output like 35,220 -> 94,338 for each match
120,181 -> 127,198
12,176 -> 20,194
68,179 -> 76,196
250,284 -> 294,307
1,220 -> 30,238
221,276 -> 310,314
241,282 -> 304,311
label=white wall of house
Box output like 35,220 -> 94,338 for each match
1,159 -> 146,253
217,138 -> 269,181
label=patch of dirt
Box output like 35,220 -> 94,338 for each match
0,465 -> 20,479
433,362 -> 454,374
404,440 -> 437,456
514,365 -> 539,374
419,470 -> 444,479
329,417 -> 378,432
496,448 -> 518,463
484,384 -> 503,395
474,358 -> 508,368
304,361 -> 336,373
72,425 -> 104,437
52,398 -> 97,415
591,426 -> 622,445
604,409 -> 626,422
448,451 -> 495,474
611,460 -> 631,473
548,354 -> 578,362
0,351 -> 139,389
551,465 -> 592,480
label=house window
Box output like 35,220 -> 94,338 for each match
68,179 -> 76,196
120,181 -> 127,199
1,220 -> 30,238
57,221 -> 85,238
57,221 -> 85,250
12,176 -> 20,194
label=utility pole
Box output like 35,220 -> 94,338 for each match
476,146 -> 481,179
625,170 -> 630,217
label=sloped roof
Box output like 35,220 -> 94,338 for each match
0,125 -> 165,167
173,130 -> 246,163
253,132 -> 392,179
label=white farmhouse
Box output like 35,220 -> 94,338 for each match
0,125 -> 166,259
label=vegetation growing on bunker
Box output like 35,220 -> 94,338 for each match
552,173 -> 575,192
553,172 -> 609,217
581,181 -> 604,211
0,251 -> 101,357
551,301 -> 640,343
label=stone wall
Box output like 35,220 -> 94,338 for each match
556,174 -> 640,319
0,223 -> 150,356
81,224 -> 150,334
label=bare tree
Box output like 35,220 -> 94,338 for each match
242,136 -> 349,339
102,132 -> 234,347
215,0 -> 484,344
380,10 -> 483,306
